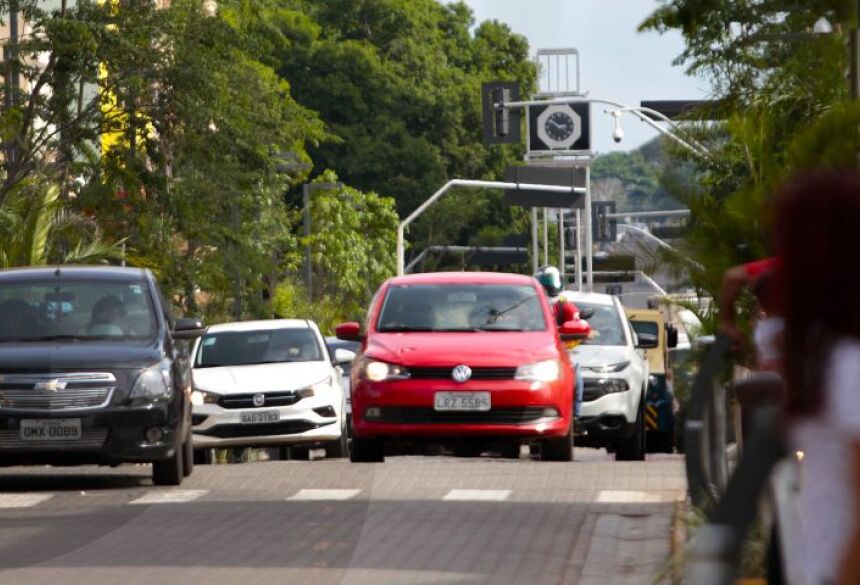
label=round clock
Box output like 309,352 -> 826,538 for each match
536,104 -> 582,150
544,111 -> 575,142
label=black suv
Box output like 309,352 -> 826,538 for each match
0,266 -> 205,485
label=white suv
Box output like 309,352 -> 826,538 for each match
561,292 -> 652,461
190,320 -> 355,460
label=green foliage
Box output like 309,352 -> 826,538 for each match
642,0 -> 858,337
306,171 -> 398,318
591,146 -> 683,212
276,0 -> 537,252
0,180 -> 120,268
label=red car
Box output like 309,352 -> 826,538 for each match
336,272 -> 588,462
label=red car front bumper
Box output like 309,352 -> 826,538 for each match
351,376 -> 573,439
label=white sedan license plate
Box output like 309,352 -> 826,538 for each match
240,410 -> 280,425
20,418 -> 81,441
434,392 -> 491,412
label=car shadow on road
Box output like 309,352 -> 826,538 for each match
0,468 -> 150,491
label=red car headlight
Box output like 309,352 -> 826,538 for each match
362,360 -> 411,382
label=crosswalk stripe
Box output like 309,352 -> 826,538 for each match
288,489 -> 361,501
129,489 -> 208,505
0,493 -> 54,508
595,490 -> 664,503
442,489 -> 510,502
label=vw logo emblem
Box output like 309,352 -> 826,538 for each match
252,393 -> 265,407
451,365 -> 472,383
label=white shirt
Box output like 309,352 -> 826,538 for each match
792,339 -> 860,585
753,316 -> 784,370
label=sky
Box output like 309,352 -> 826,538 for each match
456,0 -> 713,154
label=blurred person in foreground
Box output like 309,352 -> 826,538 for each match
777,171 -> 860,585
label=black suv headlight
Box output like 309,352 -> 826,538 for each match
130,360 -> 173,402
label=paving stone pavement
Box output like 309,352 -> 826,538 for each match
0,450 -> 685,585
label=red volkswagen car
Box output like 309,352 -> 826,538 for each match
336,272 -> 587,462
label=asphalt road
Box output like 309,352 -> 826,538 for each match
0,449 -> 685,585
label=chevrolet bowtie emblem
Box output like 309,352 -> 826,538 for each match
34,379 -> 66,392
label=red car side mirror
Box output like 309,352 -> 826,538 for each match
559,319 -> 591,342
335,322 -> 363,342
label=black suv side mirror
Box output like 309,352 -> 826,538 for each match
173,317 -> 207,340
636,332 -> 658,349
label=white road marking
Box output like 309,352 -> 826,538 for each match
288,489 -> 361,501
442,489 -> 511,502
0,493 -> 54,508
129,489 -> 208,505
594,490 -> 664,503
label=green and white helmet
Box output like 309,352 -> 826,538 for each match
535,266 -> 563,297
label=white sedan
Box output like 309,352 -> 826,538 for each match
190,319 -> 355,459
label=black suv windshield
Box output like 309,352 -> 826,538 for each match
377,284 -> 546,332
0,280 -> 158,342
195,328 -> 323,368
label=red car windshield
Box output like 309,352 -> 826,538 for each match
376,284 -> 546,332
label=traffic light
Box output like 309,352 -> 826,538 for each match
591,201 -> 617,242
481,82 -> 521,145
492,87 -> 510,137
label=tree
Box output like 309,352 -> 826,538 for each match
72,0 -> 326,319
273,171 -> 399,332
641,0 -> 859,338
0,179 -> 119,268
274,0 -> 537,257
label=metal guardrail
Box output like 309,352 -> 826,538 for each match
683,334 -> 791,584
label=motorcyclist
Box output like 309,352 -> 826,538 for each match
535,266 -> 588,434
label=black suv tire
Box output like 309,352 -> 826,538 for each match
153,444 -> 184,486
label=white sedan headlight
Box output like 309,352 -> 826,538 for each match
515,359 -> 561,383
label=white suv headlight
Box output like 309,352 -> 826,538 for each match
515,359 -> 561,383
190,388 -> 219,406
131,360 -> 173,402
584,361 -> 630,374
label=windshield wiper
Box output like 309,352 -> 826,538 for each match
483,294 -> 537,326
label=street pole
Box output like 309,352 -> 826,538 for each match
396,179 -> 585,276
584,165 -> 594,291
4,0 -> 18,165
302,184 -> 311,299
575,208 -> 583,291
542,207 -> 549,266
531,207 -> 539,273
558,208 -> 565,282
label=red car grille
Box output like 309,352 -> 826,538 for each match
407,367 -> 517,380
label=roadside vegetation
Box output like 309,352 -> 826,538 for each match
0,0 -> 536,327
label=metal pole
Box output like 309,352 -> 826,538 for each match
531,207 -> 539,274
558,209 -> 565,282
575,209 -> 583,291
585,165 -> 594,291
396,179 -> 584,276
303,184 -> 312,299
542,208 -> 549,266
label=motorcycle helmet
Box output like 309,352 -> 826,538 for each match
535,266 -> 563,297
